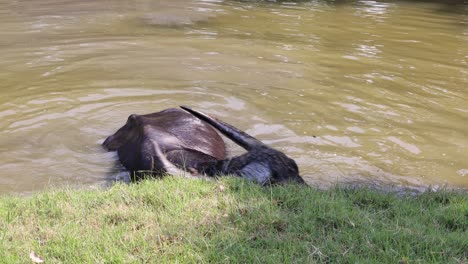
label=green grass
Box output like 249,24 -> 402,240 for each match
0,177 -> 467,263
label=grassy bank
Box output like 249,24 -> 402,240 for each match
0,177 -> 466,263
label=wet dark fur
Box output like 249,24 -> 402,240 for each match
180,106 -> 305,185
103,108 -> 226,180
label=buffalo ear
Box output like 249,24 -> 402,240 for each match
127,114 -> 140,125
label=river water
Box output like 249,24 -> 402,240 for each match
0,0 -> 467,194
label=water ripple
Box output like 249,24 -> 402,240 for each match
1,0 -> 467,193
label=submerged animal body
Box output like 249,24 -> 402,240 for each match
102,108 -> 226,180
180,106 -> 306,185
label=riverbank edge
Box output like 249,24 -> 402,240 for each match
1,177 -> 466,263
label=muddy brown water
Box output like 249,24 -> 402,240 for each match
0,0 -> 467,194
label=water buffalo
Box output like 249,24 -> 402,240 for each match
102,108 -> 226,180
180,106 -> 306,185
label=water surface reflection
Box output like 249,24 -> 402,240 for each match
0,0 -> 467,193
